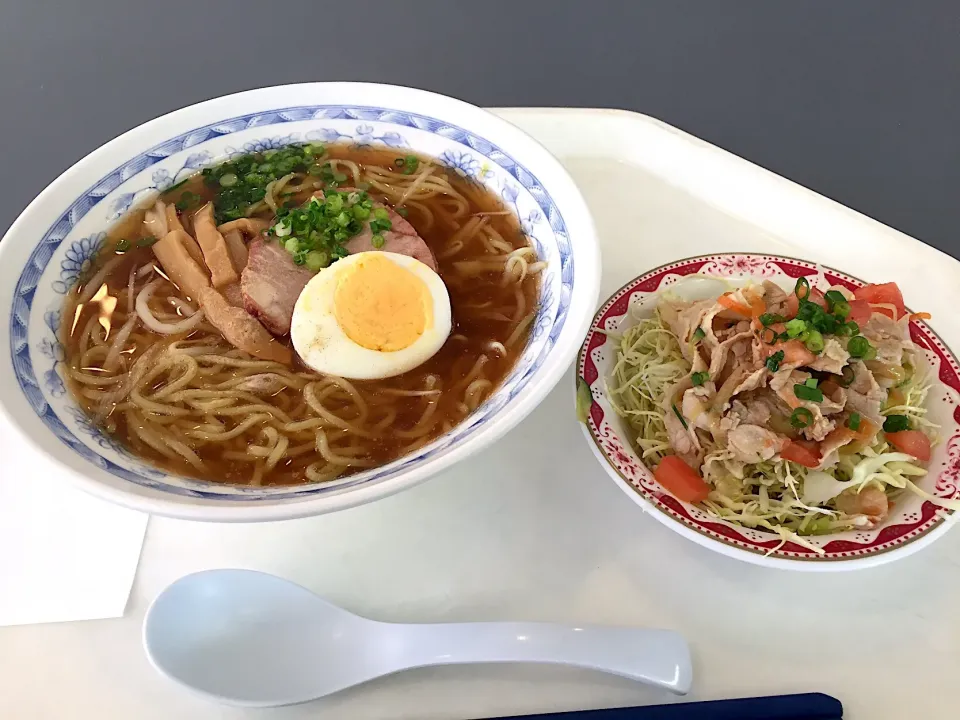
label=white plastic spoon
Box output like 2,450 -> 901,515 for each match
143,569 -> 692,707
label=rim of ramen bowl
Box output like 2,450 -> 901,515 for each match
577,253 -> 960,571
0,82 -> 601,521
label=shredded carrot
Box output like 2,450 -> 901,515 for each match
749,295 -> 766,318
909,312 -> 932,322
718,293 -> 753,317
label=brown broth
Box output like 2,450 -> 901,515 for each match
63,145 -> 540,485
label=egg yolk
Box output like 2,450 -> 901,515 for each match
333,254 -> 433,352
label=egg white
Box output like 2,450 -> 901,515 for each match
291,251 -> 452,380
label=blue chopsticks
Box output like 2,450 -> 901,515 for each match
486,693 -> 843,720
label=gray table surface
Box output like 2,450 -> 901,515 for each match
2,1 -> 959,257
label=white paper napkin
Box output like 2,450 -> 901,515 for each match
0,420 -> 147,627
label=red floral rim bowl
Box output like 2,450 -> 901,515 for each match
576,254 -> 960,570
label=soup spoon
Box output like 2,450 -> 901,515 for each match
143,569 -> 692,707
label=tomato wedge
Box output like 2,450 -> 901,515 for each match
846,299 -> 873,325
654,455 -> 711,503
885,430 -> 931,461
780,439 -> 822,468
764,338 -> 817,368
855,282 -> 906,319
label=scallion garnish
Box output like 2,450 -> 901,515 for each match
883,415 -> 911,432
785,318 -> 807,338
268,189 -> 382,271
794,384 -> 824,402
804,329 -> 825,353
759,313 -> 785,326
175,191 -> 201,211
401,155 -> 419,175
136,236 -> 158,248
824,290 -> 846,309
848,412 -> 862,431
839,364 -> 856,388
766,350 -> 785,372
115,238 -> 131,252
692,327 -> 706,342
691,371 -> 710,386
672,404 -> 688,430
795,277 -> 811,300
790,407 -> 814,428
847,336 -> 874,359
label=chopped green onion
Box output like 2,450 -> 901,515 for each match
396,207 -> 409,217
824,290 -> 846,309
848,412 -> 861,431
804,329 -> 825,353
790,407 -> 814,429
804,378 -> 819,388
832,300 -> 851,319
373,207 -> 389,221
305,251 -> 329,271
218,172 -> 238,188
333,172 -> 348,183
371,234 -> 385,249
692,327 -> 706,342
759,313 -> 785,326
761,327 -> 778,345
284,238 -> 299,255
115,238 -> 131,252
794,384 -> 824,402
785,319 -> 807,338
691,371 -> 710,386
352,205 -> 371,221
863,344 -> 877,361
883,415 -> 911,432
839,364 -> 856,388
401,155 -> 419,175
136,236 -> 158,248
847,336 -> 873,358
177,191 -> 202,211
672,404 -> 688,430
795,277 -> 811,300
766,350 -> 785,372
306,143 -> 325,156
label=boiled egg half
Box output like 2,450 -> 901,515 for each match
291,251 -> 451,379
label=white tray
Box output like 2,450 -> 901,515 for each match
2,108 -> 957,720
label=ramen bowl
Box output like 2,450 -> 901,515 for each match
0,83 -> 600,521
578,254 -> 960,570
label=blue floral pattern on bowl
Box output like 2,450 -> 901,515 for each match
52,233 -> 105,294
9,104 -> 572,502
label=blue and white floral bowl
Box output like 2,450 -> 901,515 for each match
0,83 -> 600,521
